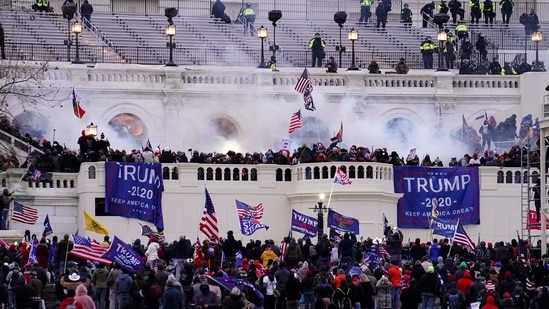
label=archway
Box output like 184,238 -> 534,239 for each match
108,113 -> 147,140
385,117 -> 415,142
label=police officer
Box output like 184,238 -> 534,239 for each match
437,0 -> 449,13
443,39 -> 457,69
419,36 -> 436,69
482,0 -> 495,25
359,0 -> 372,23
400,3 -> 413,27
420,1 -> 435,28
238,3 -> 256,36
455,21 -> 468,41
448,0 -> 464,23
469,0 -> 481,24
308,33 -> 326,67
499,0 -> 514,24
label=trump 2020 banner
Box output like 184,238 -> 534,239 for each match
101,236 -> 144,273
431,217 -> 458,238
394,166 -> 480,228
291,209 -> 318,237
327,209 -> 359,234
105,162 -> 164,230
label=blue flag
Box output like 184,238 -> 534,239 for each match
104,162 -> 164,230
327,209 -> 359,234
43,214 -> 53,237
431,217 -> 458,238
100,236 -> 144,273
393,166 -> 480,228
28,242 -> 37,264
235,200 -> 269,236
290,209 -> 318,237
235,250 -> 243,268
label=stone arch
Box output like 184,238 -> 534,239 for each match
107,113 -> 148,141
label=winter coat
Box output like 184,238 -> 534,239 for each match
376,279 -> 392,309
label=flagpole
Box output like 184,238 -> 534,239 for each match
314,116 -> 320,145
326,176 -> 337,209
449,218 -> 460,259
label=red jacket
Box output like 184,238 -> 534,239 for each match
387,265 -> 402,288
481,295 -> 499,309
36,244 -> 49,269
457,271 -> 473,294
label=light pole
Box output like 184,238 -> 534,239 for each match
85,122 -> 97,137
71,22 -> 83,64
437,30 -> 448,71
61,2 -> 76,62
257,25 -> 268,68
309,193 -> 330,238
268,10 -> 281,62
532,32 -> 544,72
334,11 -> 347,68
347,28 -> 359,70
165,24 -> 177,67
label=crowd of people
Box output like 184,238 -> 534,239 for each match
3,226 -> 549,309
0,111 -> 540,176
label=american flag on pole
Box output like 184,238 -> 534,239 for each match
288,110 -> 303,134
199,188 -> 219,241
294,68 -> 316,111
69,234 -> 111,265
235,200 -> 264,220
333,167 -> 352,185
452,220 -> 475,251
11,201 -> 38,225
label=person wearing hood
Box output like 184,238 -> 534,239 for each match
498,271 -> 515,298
416,266 -> 440,309
284,238 -> 302,269
456,270 -> 473,295
11,276 -> 33,309
376,276 -> 393,309
193,280 -> 218,309
466,271 -> 485,306
145,237 -> 160,264
162,277 -> 183,309
74,283 -> 95,309
481,295 -> 499,309
222,231 -> 240,267
443,281 -> 465,309
91,263 -> 109,309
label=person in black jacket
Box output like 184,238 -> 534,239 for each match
375,1 -> 388,29
400,278 -> 422,309
80,0 -> 93,27
416,266 -> 441,308
420,2 -> 435,27
211,0 -> 226,19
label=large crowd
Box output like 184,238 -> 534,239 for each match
2,228 -> 549,309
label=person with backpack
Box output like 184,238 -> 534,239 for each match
6,262 -> 20,309
284,239 -> 302,270
416,266 -> 440,309
115,270 -> 134,309
333,279 -> 352,309
444,281 -> 466,309
316,235 -> 332,270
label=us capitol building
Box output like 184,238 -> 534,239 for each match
1,61 -> 548,245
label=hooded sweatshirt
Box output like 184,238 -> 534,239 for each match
481,295 -> 499,309
74,284 -> 95,309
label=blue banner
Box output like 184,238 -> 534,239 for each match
238,217 -> 269,236
291,209 -> 318,237
100,236 -> 144,273
327,209 -> 359,235
394,166 -> 480,228
432,217 -> 458,238
28,242 -> 37,264
105,162 -> 164,230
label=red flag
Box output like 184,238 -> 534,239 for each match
72,88 -> 86,119
193,237 -> 203,267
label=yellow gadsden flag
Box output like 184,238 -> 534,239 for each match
84,210 -> 110,235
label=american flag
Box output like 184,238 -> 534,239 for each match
363,251 -> 378,264
199,188 -> 219,241
288,110 -> 303,134
294,68 -> 316,111
69,234 -> 111,265
452,221 -> 474,251
139,223 -> 155,237
377,244 -> 391,260
526,277 -> 535,291
235,200 -> 264,220
12,201 -> 38,225
333,167 -> 352,185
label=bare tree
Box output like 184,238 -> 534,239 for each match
0,60 -> 63,165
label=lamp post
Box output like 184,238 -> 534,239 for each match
165,24 -> 177,67
268,10 -> 281,62
257,25 -> 268,68
437,30 -> 448,71
85,122 -> 97,137
71,22 -> 83,64
334,11 -> 348,68
347,28 -> 359,70
532,32 -> 544,72
309,193 -> 330,238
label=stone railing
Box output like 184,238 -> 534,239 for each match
16,63 -> 522,96
0,164 -> 529,192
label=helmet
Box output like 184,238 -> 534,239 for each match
9,262 -> 18,270
246,2 -> 251,6
314,32 -> 320,37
